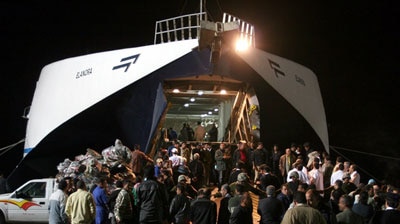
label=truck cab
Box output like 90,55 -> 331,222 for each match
0,178 -> 56,223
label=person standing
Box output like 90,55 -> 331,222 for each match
336,195 -> 363,224
194,121 -> 206,142
188,153 -> 204,190
114,179 -> 135,224
169,183 -> 191,224
108,180 -> 123,224
65,180 -> 96,224
229,192 -> 253,224
257,185 -> 285,224
252,142 -> 267,183
214,143 -> 227,188
279,148 -> 296,183
281,192 -> 327,224
190,188 -> 217,224
131,144 -> 154,177
49,179 -> 69,224
217,184 -> 232,224
208,123 -> 218,142
92,177 -> 110,224
137,165 -> 168,224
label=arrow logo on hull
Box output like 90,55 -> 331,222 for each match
113,54 -> 140,72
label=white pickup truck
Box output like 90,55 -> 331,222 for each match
0,178 -> 57,223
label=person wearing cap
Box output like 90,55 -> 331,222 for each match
258,185 -> 285,224
175,174 -> 197,200
286,162 -> 309,185
229,172 -> 265,198
287,170 -> 300,195
342,173 -> 357,194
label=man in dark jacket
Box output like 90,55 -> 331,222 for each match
257,185 -> 285,224
137,165 -> 169,224
169,183 -> 191,224
190,188 -> 217,224
217,184 -> 232,224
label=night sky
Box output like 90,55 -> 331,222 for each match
1,1 -> 399,183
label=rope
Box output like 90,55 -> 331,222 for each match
330,145 -> 400,161
0,138 -> 25,157
329,146 -> 382,183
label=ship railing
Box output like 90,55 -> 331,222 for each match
223,12 -> 256,48
154,12 -> 207,45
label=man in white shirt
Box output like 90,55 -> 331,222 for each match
286,162 -> 309,184
308,158 -> 324,193
349,164 -> 360,187
169,148 -> 183,168
330,163 -> 344,186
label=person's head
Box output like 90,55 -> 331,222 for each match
240,192 -> 252,208
359,191 -> 369,205
339,195 -> 353,211
237,172 -> 249,183
197,121 -> 201,125
176,183 -> 186,195
220,184 -> 231,197
373,184 -> 380,195
338,163 -> 344,171
115,180 -> 123,189
344,161 -> 350,171
334,180 -> 343,190
122,179 -> 133,191
289,171 -> 299,181
303,142 -> 310,150
290,143 -> 297,151
143,165 -> 155,179
386,193 -> 400,208
281,184 -> 289,195
58,179 -> 68,191
178,175 -> 187,184
193,153 -> 200,160
266,185 -> 276,197
293,192 -> 307,205
235,184 -> 246,195
134,144 -> 140,151
349,164 -> 357,173
336,156 -> 344,164
285,148 -> 291,155
257,142 -> 264,150
197,188 -> 211,199
239,140 -> 247,150
295,162 -> 303,171
156,158 -> 163,167
342,173 -> 351,183
171,148 -> 178,155
76,180 -> 87,191
306,189 -> 319,208
312,158 -> 320,169
273,144 -> 279,151
297,183 -> 308,193
96,177 -> 107,188
219,143 -> 226,150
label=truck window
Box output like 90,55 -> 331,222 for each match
18,182 -> 47,198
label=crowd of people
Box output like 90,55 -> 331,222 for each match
48,138 -> 400,224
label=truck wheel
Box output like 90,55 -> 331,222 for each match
0,212 -> 6,224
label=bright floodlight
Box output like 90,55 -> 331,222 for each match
220,89 -> 227,95
190,97 -> 195,102
184,103 -> 189,107
208,111 -> 212,115
172,89 -> 180,93
198,90 -> 204,96
235,38 -> 249,51
214,108 -> 219,112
